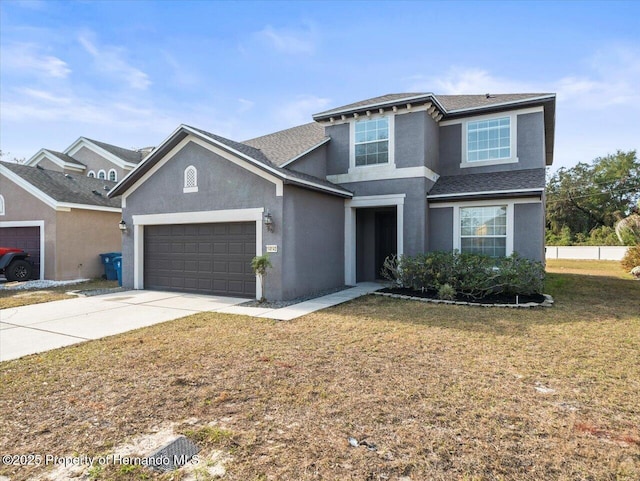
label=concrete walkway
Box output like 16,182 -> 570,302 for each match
0,283 -> 381,362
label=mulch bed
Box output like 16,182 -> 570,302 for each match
380,287 -> 546,305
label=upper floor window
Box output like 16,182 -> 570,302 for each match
460,205 -> 507,258
108,169 -> 117,182
355,118 -> 389,166
0,194 -> 5,216
97,170 -> 106,180
183,165 -> 198,193
88,171 -> 96,178
467,117 -> 511,162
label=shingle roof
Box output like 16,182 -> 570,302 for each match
243,122 -> 327,166
436,94 -> 554,112
428,168 -> 546,198
1,161 -> 121,208
313,92 -> 554,120
85,138 -> 144,164
46,150 -> 85,167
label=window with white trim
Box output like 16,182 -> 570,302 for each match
467,117 -> 511,162
355,117 -> 389,166
183,165 -> 198,193
460,205 -> 507,257
97,170 -> 106,180
0,195 -> 5,215
108,169 -> 117,181
88,171 -> 96,178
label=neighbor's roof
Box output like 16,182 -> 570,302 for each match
427,168 -> 546,199
44,150 -> 86,167
1,161 -> 121,208
108,125 -> 352,198
84,138 -> 145,164
243,122 -> 327,166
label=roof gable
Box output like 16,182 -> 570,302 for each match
64,137 -> 144,169
25,148 -> 86,171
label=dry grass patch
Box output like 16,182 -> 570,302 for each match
1,261 -> 639,480
0,278 -> 118,309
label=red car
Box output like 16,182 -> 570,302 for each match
0,247 -> 34,282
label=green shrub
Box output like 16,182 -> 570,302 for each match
382,251 -> 545,298
437,283 -> 456,300
621,245 -> 640,271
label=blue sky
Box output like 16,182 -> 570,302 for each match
1,0 -> 638,171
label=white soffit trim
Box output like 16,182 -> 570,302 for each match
346,193 -> 406,207
444,95 -> 555,115
57,203 -> 121,213
328,165 -> 439,184
65,138 -> 138,169
133,207 -> 264,226
429,197 -> 542,208
428,188 -> 544,199
439,106 -> 544,126
315,93 -> 441,119
0,220 -> 46,280
280,137 -> 331,167
26,149 -> 85,171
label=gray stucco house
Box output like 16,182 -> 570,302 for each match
109,92 -> 555,301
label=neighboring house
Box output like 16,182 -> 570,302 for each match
25,137 -> 152,182
0,138 -> 149,280
109,92 -> 555,301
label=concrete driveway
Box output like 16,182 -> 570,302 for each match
0,290 -> 247,362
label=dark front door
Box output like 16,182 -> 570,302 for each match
144,222 -> 256,297
375,210 -> 397,279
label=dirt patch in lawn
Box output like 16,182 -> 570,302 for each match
0,278 -> 119,309
1,261 -> 639,480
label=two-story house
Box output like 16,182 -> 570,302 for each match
0,138 -> 150,280
109,92 -> 555,301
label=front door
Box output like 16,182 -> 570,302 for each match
375,209 -> 397,279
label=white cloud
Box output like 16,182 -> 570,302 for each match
1,43 -> 71,78
238,98 -> 254,113
78,31 -> 151,90
276,95 -> 331,126
256,25 -> 317,54
17,88 -> 71,104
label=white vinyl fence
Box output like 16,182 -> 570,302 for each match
545,246 -> 629,261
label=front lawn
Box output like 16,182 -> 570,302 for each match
0,260 -> 638,480
0,278 -> 119,309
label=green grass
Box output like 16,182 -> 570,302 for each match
0,260 -> 638,480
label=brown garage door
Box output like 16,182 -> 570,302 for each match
144,222 -> 256,297
0,226 -> 41,279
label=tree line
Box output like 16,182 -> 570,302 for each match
546,150 -> 639,246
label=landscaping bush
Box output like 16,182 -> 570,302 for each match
621,245 -> 640,272
382,251 -> 545,299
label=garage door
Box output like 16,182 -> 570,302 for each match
144,222 -> 256,297
0,226 -> 40,279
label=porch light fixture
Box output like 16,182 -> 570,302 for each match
264,211 -> 274,232
118,219 -> 127,232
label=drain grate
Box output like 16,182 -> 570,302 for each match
144,435 -> 200,472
